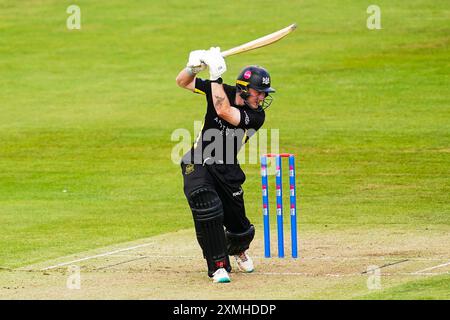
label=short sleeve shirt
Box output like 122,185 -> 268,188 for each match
181,78 -> 265,165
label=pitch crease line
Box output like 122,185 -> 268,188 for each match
40,242 -> 155,271
412,260 -> 450,274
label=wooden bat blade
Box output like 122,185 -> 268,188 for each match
221,23 -> 297,58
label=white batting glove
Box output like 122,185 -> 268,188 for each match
202,47 -> 226,81
186,49 -> 207,75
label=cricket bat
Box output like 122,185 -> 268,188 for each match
221,23 -> 297,57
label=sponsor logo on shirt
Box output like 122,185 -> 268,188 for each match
244,111 -> 250,125
232,188 -> 243,197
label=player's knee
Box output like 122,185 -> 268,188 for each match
226,225 -> 255,255
188,187 -> 223,221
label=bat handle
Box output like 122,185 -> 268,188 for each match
221,50 -> 232,58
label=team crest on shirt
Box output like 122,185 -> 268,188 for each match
185,164 -> 195,175
262,77 -> 270,85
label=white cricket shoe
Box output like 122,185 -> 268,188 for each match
234,251 -> 254,273
212,268 -> 231,283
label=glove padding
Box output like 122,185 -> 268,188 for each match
186,49 -> 207,74
202,47 -> 226,81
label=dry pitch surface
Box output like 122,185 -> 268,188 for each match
1,226 -> 449,300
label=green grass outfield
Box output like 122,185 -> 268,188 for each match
0,0 -> 449,298
361,274 -> 450,300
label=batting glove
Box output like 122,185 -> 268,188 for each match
186,49 -> 207,75
202,47 -> 227,81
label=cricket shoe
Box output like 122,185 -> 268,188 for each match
234,251 -> 254,273
212,268 -> 231,283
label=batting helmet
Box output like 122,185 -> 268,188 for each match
236,66 -> 275,109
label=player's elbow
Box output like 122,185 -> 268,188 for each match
175,71 -> 188,88
175,74 -> 184,88
176,74 -> 195,90
215,106 -> 225,118
217,107 -> 240,126
216,107 -> 232,122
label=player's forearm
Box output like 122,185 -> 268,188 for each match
211,83 -> 240,126
176,68 -> 196,88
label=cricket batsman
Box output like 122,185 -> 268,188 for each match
176,47 -> 275,283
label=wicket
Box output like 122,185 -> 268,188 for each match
261,153 -> 298,258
